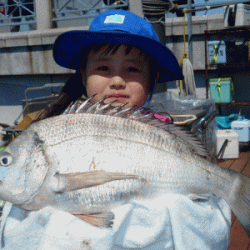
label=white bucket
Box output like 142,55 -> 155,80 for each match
231,118 -> 250,142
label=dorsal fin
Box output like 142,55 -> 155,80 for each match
64,96 -> 208,157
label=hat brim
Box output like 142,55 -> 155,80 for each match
53,30 -> 183,83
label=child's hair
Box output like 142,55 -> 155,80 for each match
33,72 -> 84,121
36,43 -> 158,121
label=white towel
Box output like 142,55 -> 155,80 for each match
0,194 -> 231,250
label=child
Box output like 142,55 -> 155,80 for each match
36,7 -> 183,121
0,9 -> 231,250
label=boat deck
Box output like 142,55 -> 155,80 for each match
216,144 -> 250,250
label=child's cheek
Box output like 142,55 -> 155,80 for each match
85,74 -> 109,100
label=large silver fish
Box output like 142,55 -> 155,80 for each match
0,97 -> 250,234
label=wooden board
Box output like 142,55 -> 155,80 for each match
216,145 -> 250,249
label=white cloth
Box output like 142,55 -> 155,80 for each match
0,194 -> 231,250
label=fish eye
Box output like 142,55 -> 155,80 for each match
0,154 -> 13,166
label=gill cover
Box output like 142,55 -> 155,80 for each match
0,130 -> 50,205
22,131 -> 50,200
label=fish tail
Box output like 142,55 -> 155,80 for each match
227,172 -> 250,236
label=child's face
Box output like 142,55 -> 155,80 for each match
81,45 -> 152,108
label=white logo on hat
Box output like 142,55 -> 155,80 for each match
104,14 -> 125,24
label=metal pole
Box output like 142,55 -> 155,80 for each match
204,31 -> 209,99
129,0 -> 143,18
179,0 -> 250,11
187,0 -> 193,64
35,0 -> 53,30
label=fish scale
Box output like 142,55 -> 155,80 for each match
40,116 -> 232,197
0,99 -> 250,233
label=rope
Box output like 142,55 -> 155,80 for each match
210,44 -> 219,64
179,9 -> 188,65
216,78 -> 222,103
142,0 -> 178,18
177,9 -> 187,96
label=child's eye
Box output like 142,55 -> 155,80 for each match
97,66 -> 109,71
127,67 -> 140,73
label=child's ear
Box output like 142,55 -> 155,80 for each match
154,72 -> 160,86
79,67 -> 87,86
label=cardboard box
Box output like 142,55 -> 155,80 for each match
215,129 -> 239,159
209,77 -> 234,103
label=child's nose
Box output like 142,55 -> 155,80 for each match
109,76 -> 126,89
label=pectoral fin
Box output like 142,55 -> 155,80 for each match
53,170 -> 144,193
74,211 -> 114,228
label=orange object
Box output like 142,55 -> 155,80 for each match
15,110 -> 44,130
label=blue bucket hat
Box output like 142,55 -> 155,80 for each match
53,9 -> 183,83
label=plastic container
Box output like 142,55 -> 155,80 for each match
231,117 -> 250,142
215,129 -> 239,159
236,4 -> 250,26
224,4 -> 250,27
209,77 -> 234,103
208,41 -> 226,64
216,114 -> 238,130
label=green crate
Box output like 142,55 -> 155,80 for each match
209,77 -> 234,103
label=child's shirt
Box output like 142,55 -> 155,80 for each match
0,194 -> 231,250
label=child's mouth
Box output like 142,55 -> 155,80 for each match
106,94 -> 129,102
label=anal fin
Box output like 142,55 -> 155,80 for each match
74,211 -> 114,228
